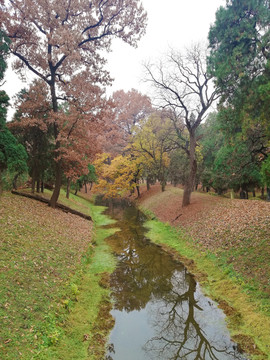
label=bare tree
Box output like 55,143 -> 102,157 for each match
144,44 -> 219,207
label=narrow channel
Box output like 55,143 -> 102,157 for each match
96,198 -> 248,360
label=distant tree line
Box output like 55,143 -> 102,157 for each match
94,0 -> 270,203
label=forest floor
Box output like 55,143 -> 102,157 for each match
136,184 -> 270,299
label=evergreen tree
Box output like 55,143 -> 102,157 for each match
208,0 -> 270,197
0,31 -> 28,193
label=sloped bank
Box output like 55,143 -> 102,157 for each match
0,191 -> 117,360
137,186 -> 270,359
0,192 -> 96,360
40,198 -> 118,360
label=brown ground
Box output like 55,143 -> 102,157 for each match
136,184 -> 270,296
137,184 -> 224,225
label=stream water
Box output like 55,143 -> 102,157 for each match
96,198 -> 248,360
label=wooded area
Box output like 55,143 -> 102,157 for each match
0,0 -> 269,207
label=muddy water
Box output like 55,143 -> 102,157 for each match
96,198 -> 248,360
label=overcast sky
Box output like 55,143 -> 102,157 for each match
106,0 -> 225,94
3,0 -> 225,118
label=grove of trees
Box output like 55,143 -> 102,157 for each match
0,0 -> 147,206
1,0 -> 269,205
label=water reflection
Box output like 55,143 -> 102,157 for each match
143,277 -> 242,359
95,198 -> 247,360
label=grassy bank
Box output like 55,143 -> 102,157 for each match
137,185 -> 270,359
0,191 -> 117,359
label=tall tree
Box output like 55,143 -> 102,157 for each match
208,0 -> 270,137
0,0 -> 147,207
145,45 -> 219,206
208,0 -> 270,196
10,81 -> 53,193
208,0 -> 270,103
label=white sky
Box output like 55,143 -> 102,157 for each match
2,0 -> 225,118
106,0 -> 225,94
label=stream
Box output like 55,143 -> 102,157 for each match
96,198 -> 248,360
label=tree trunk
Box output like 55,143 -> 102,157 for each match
261,187 -> 265,198
41,181 -> 44,193
147,176 -> 151,191
74,183 -> 79,196
267,187 -> 270,202
12,173 -> 20,190
252,189 -> 256,197
161,180 -> 166,192
182,160 -> 197,206
49,80 -> 62,208
49,161 -> 62,208
136,185 -> 140,197
182,132 -> 197,207
36,179 -> 40,193
66,177 -> 71,199
31,178 -> 35,193
84,181 -> 87,193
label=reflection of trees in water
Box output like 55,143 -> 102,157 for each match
109,222 -> 183,311
144,274 -> 245,360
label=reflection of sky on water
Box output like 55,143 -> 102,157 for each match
96,198 -> 248,360
108,309 -> 152,360
107,280 -> 246,360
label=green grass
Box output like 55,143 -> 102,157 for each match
143,217 -> 270,359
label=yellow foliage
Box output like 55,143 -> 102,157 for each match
195,145 -> 203,164
94,153 -> 142,197
131,114 -> 172,177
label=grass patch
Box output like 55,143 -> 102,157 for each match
143,217 -> 270,359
